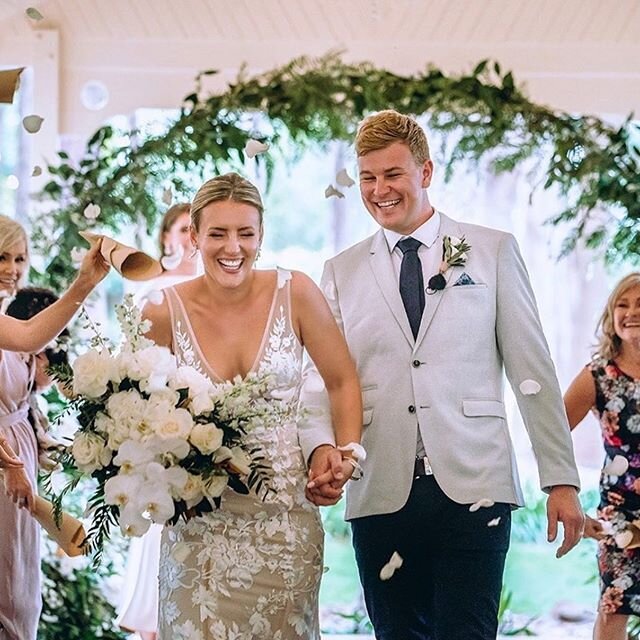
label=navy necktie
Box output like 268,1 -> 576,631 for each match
398,237 -> 425,340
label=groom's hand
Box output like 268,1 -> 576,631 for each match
547,484 -> 585,558
305,445 -> 351,506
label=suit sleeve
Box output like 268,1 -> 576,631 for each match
495,233 -> 580,492
297,261 -> 339,465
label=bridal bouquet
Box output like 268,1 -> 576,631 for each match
51,295 -> 284,558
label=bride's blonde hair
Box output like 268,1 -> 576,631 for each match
0,214 -> 29,288
190,173 -> 263,231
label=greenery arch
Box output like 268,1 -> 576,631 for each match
35,53 -> 640,289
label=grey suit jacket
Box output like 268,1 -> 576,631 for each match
299,213 -> 580,520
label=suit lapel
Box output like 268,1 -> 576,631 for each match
414,214 -> 464,350
368,230 -> 415,347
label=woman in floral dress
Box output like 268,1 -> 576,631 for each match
143,173 -> 363,640
565,272 -> 640,640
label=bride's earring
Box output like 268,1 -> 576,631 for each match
189,246 -> 198,259
255,247 -> 262,263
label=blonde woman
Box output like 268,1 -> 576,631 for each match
565,273 -> 640,640
143,173 -> 362,639
0,214 -> 108,640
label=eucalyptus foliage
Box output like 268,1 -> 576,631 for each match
34,53 -> 640,289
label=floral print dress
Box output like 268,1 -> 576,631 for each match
590,357 -> 640,614
157,269 -> 323,640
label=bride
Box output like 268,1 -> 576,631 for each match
143,173 -> 362,639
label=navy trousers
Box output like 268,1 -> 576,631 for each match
350,476 -> 511,640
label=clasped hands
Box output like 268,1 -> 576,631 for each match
305,444 -> 355,506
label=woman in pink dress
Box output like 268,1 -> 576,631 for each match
0,214 -> 109,640
117,203 -> 200,640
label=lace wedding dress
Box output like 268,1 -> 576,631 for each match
157,269 -> 323,640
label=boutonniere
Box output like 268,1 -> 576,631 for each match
426,235 -> 471,294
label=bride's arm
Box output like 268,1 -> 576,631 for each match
0,243 -> 109,353
141,295 -> 172,348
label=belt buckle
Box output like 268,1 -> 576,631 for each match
422,456 -> 433,476
414,456 -> 434,479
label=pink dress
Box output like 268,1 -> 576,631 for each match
0,349 -> 40,640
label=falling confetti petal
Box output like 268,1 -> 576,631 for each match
243,139 -> 269,159
162,187 -> 173,206
519,379 -> 541,395
487,517 -> 501,527
25,7 -> 44,21
323,281 -> 337,301
70,247 -> 87,265
83,203 -> 101,220
615,530 -> 633,549
160,245 -> 184,271
336,168 -> 355,188
379,551 -> 403,581
600,520 -> 614,536
145,289 -> 164,305
22,114 -> 44,133
324,185 -> 345,199
31,165 -> 42,177
469,498 -> 495,512
603,455 -> 629,476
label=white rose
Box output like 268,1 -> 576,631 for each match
178,473 -> 205,507
72,350 -> 113,398
123,346 -> 176,382
153,408 -> 193,440
106,389 -> 146,429
170,365 -> 212,398
191,391 -> 214,416
203,475 -> 228,498
72,432 -> 111,473
189,423 -> 224,455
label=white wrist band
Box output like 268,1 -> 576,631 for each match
337,442 -> 367,462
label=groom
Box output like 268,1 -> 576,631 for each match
300,110 -> 584,639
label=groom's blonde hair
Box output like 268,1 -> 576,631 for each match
355,110 -> 431,164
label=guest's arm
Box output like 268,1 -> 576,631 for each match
563,367 -> 596,430
0,242 -> 109,353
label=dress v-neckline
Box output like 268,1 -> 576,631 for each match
172,278 -> 280,383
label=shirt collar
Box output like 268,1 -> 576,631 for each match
383,210 -> 441,253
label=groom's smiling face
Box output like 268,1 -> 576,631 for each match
358,141 -> 434,235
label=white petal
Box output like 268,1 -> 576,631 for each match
603,455 -> 629,476
162,187 -> 173,205
600,520 -> 614,535
335,168 -> 355,188
83,203 -> 101,220
71,246 -> 88,265
615,530 -> 633,548
324,185 -> 344,199
469,498 -> 495,512
243,139 -> 269,159
145,289 -> 164,305
379,551 -> 403,581
22,114 -> 44,133
32,165 -> 42,177
25,7 -> 44,21
487,517 -> 501,527
519,379 -> 542,395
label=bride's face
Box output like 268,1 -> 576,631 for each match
193,200 -> 262,288
0,239 -> 27,297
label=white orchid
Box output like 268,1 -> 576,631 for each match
119,503 -> 152,537
113,439 -> 155,473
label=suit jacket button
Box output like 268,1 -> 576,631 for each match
412,359 -> 421,368
408,405 -> 416,413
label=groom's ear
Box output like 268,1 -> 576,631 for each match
421,160 -> 434,189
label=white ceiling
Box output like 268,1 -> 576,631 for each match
1,0 -> 639,141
